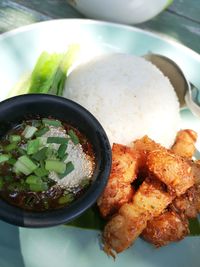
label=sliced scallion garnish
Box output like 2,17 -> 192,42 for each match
27,139 -> 40,155
58,143 -> 68,158
35,127 -> 49,137
34,167 -> 48,177
47,137 -> 69,145
59,161 -> 74,178
32,147 -> 48,161
58,193 -> 74,204
45,160 -> 66,174
42,119 -> 62,127
4,142 -> 18,152
29,182 -> 48,192
14,155 -> 38,175
68,129 -> 79,145
0,154 -> 10,164
22,125 -> 37,139
9,135 -> 21,143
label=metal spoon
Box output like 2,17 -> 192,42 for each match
144,53 -> 200,117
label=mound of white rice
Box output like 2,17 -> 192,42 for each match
64,53 -> 180,147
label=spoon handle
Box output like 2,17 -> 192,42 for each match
185,84 -> 200,117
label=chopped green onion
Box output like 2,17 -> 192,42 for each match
31,120 -> 41,128
9,135 -> 21,143
22,125 -> 37,139
68,129 -> 79,145
18,147 -> 26,155
45,160 -> 66,174
36,137 -> 47,146
35,127 -> 49,137
42,119 -> 62,127
32,147 -> 48,161
26,175 -> 48,192
58,143 -> 68,159
27,139 -> 40,155
61,153 -> 68,162
29,182 -> 48,192
34,167 -> 48,177
7,158 -> 17,165
0,154 -> 10,164
14,155 -> 38,175
4,142 -> 18,152
46,147 -> 59,160
26,175 -> 42,185
80,177 -> 90,188
58,193 -> 74,204
47,137 -> 69,145
59,161 -> 74,178
0,177 -> 4,190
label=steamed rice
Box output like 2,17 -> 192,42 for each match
64,53 -> 180,147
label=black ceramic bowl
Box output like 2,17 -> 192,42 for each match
0,94 -> 111,227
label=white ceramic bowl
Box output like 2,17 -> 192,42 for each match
67,0 -> 173,24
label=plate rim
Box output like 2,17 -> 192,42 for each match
0,18 -> 200,60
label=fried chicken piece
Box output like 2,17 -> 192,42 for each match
133,136 -> 163,168
171,183 -> 200,217
97,144 -> 139,218
142,211 -> 189,247
143,160 -> 200,246
171,129 -> 197,158
103,178 -> 173,254
147,149 -> 194,196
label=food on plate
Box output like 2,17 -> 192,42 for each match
142,210 -> 189,247
0,118 -> 95,211
97,144 -> 139,218
64,53 -> 180,147
171,129 -> 197,158
8,44 -> 80,98
146,149 -> 194,196
103,177 -> 173,254
100,133 -> 199,256
142,130 -> 200,247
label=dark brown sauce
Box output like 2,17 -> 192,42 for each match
0,119 -> 95,212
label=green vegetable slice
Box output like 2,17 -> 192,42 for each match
22,125 -> 37,139
42,118 -> 62,127
9,135 -> 21,143
4,142 -> 18,152
34,167 -> 48,177
0,154 -> 10,164
47,137 -> 69,145
35,127 -> 49,137
45,160 -> 66,174
59,161 -> 74,178
58,143 -> 68,159
32,147 -> 48,161
68,129 -> 79,145
27,139 -> 40,155
14,155 -> 38,175
58,193 -> 74,204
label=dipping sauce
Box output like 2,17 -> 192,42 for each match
0,118 -> 95,211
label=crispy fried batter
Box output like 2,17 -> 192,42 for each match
133,136 -> 163,168
97,144 -> 139,218
171,129 -> 197,158
147,149 -> 194,196
142,211 -> 189,247
103,178 -> 173,254
171,185 -> 200,218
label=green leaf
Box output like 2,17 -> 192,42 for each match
66,206 -> 106,231
189,217 -> 200,236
